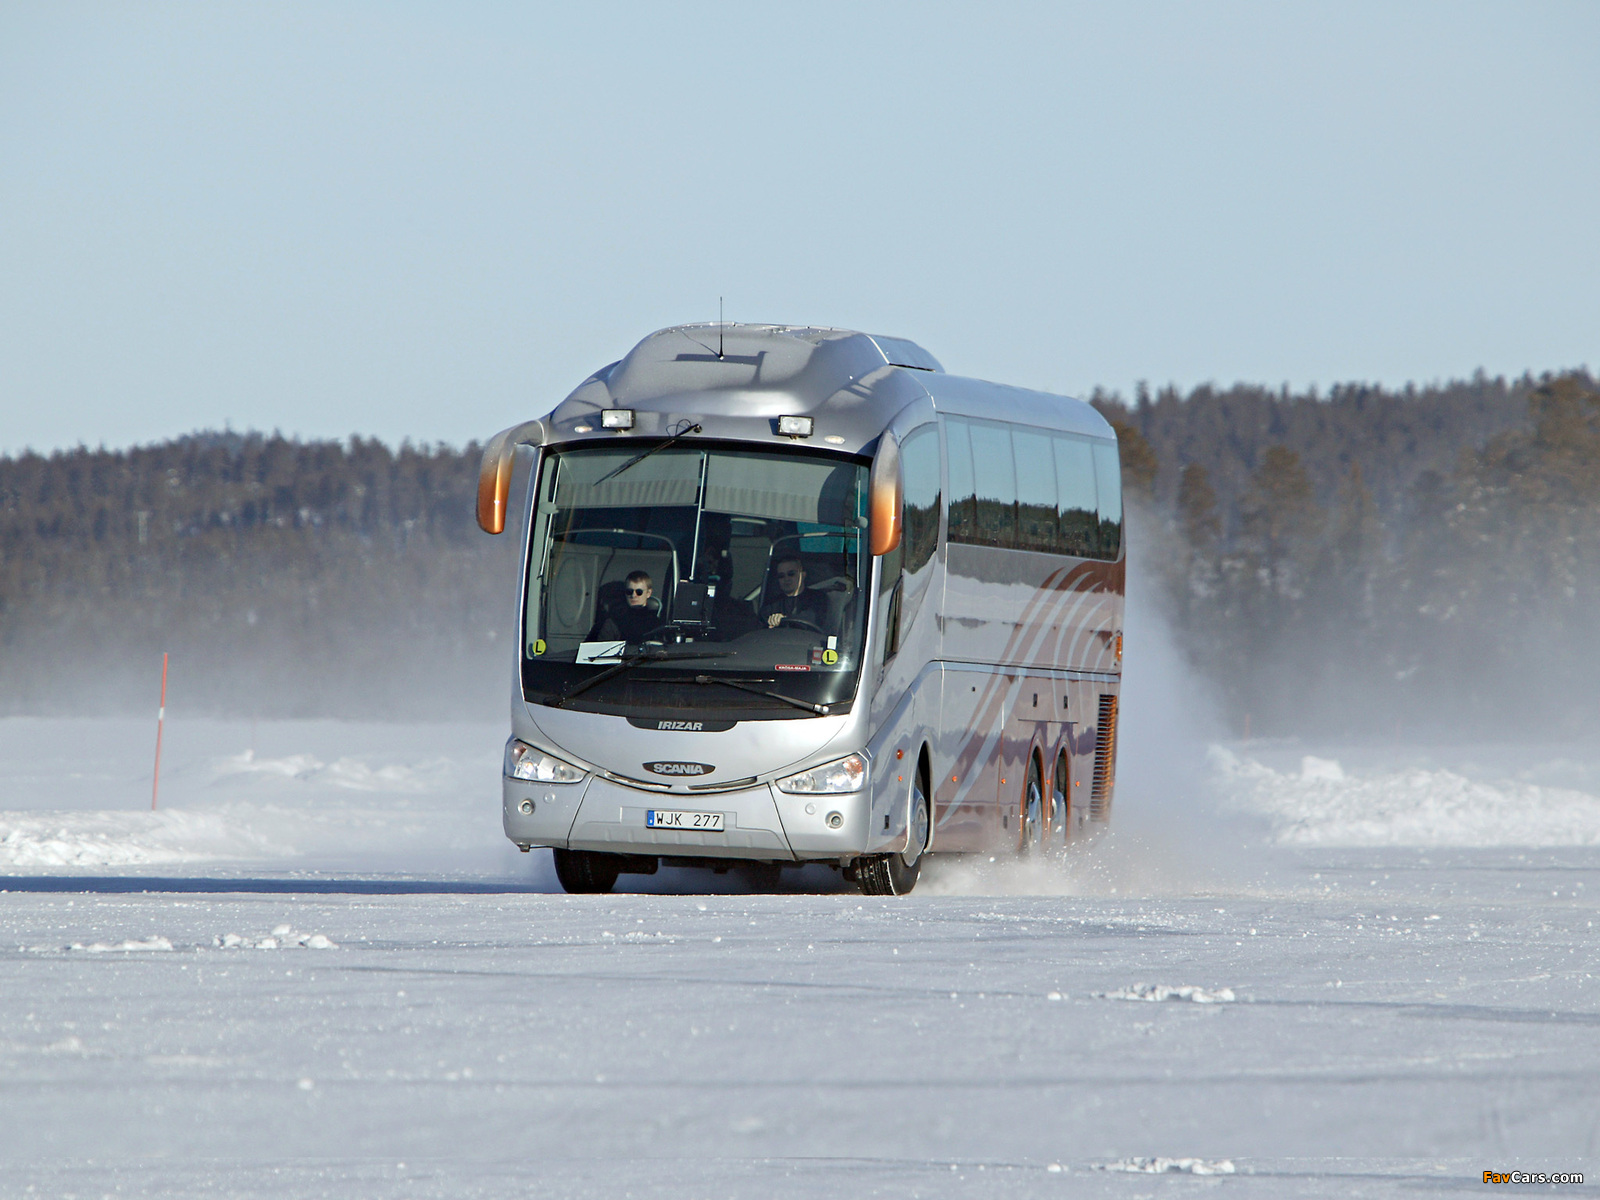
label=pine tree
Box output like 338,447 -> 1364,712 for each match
1174,463 -> 1221,627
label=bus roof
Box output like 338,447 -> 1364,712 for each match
540,323 -> 1115,453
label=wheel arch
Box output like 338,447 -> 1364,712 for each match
916,742 -> 934,854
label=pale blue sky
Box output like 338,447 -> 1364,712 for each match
3,2 -> 1596,454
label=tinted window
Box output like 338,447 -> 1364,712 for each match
946,418 -> 1119,561
1053,434 -> 1098,557
945,417 -> 977,544
1012,426 -> 1057,553
968,420 -> 1016,549
1092,440 -> 1123,560
900,425 -> 941,575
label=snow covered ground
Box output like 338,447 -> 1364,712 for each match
2,717 -> 1599,1196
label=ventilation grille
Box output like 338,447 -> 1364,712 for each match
1090,694 -> 1119,820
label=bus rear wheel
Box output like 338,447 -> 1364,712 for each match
1018,754 -> 1045,854
553,848 -> 620,894
1051,751 -> 1074,845
858,772 -> 929,896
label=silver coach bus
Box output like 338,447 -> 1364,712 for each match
477,324 -> 1123,895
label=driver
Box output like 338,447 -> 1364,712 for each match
760,555 -> 828,630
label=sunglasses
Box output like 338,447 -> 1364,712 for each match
777,570 -> 801,579
627,587 -> 649,596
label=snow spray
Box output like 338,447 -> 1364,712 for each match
920,551 -> 1270,898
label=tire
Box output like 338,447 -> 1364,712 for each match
858,770 -> 929,896
1052,751 -> 1073,845
1018,754 -> 1045,854
553,848 -> 621,894
743,860 -> 784,892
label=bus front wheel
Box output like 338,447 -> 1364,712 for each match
553,848 -> 620,894
858,772 -> 929,896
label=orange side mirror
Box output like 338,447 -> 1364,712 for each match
868,434 -> 902,557
476,421 -> 545,534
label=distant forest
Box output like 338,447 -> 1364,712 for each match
3,370 -> 1597,734
0,434 -> 520,717
1097,370 -> 1600,737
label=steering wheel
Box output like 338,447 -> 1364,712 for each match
767,617 -> 825,634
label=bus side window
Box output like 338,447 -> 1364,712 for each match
1012,426 -> 1057,553
1053,433 -> 1098,558
968,419 -> 1017,549
885,424 -> 942,661
900,426 -> 941,575
945,417 -> 977,544
1092,440 -> 1123,560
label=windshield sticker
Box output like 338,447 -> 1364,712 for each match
576,640 -> 627,663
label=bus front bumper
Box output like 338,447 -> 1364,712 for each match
502,774 -> 871,862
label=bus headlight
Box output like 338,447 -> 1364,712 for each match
504,739 -> 586,784
775,754 -> 866,795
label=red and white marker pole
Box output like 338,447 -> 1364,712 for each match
151,652 -> 169,811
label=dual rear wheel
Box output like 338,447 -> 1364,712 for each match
1020,751 -> 1077,852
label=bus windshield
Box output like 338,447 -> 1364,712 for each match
521,441 -> 872,718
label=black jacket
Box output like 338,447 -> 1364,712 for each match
758,589 -> 828,629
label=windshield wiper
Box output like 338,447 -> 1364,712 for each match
595,421 -> 703,484
548,647 -> 731,707
692,674 -> 832,716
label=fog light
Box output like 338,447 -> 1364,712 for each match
519,799 -> 535,814
826,811 -> 843,829
601,409 -> 635,430
777,415 -> 814,438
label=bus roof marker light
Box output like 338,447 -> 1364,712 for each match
601,409 -> 635,430
777,415 -> 814,438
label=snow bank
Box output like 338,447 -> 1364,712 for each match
67,936 -> 174,953
1214,746 -> 1600,847
0,810 -> 280,869
210,748 -> 452,793
216,924 -> 337,950
0,720 -> 517,876
1100,983 -> 1236,1003
1100,1158 -> 1236,1175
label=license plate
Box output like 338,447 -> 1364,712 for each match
646,809 -> 725,832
